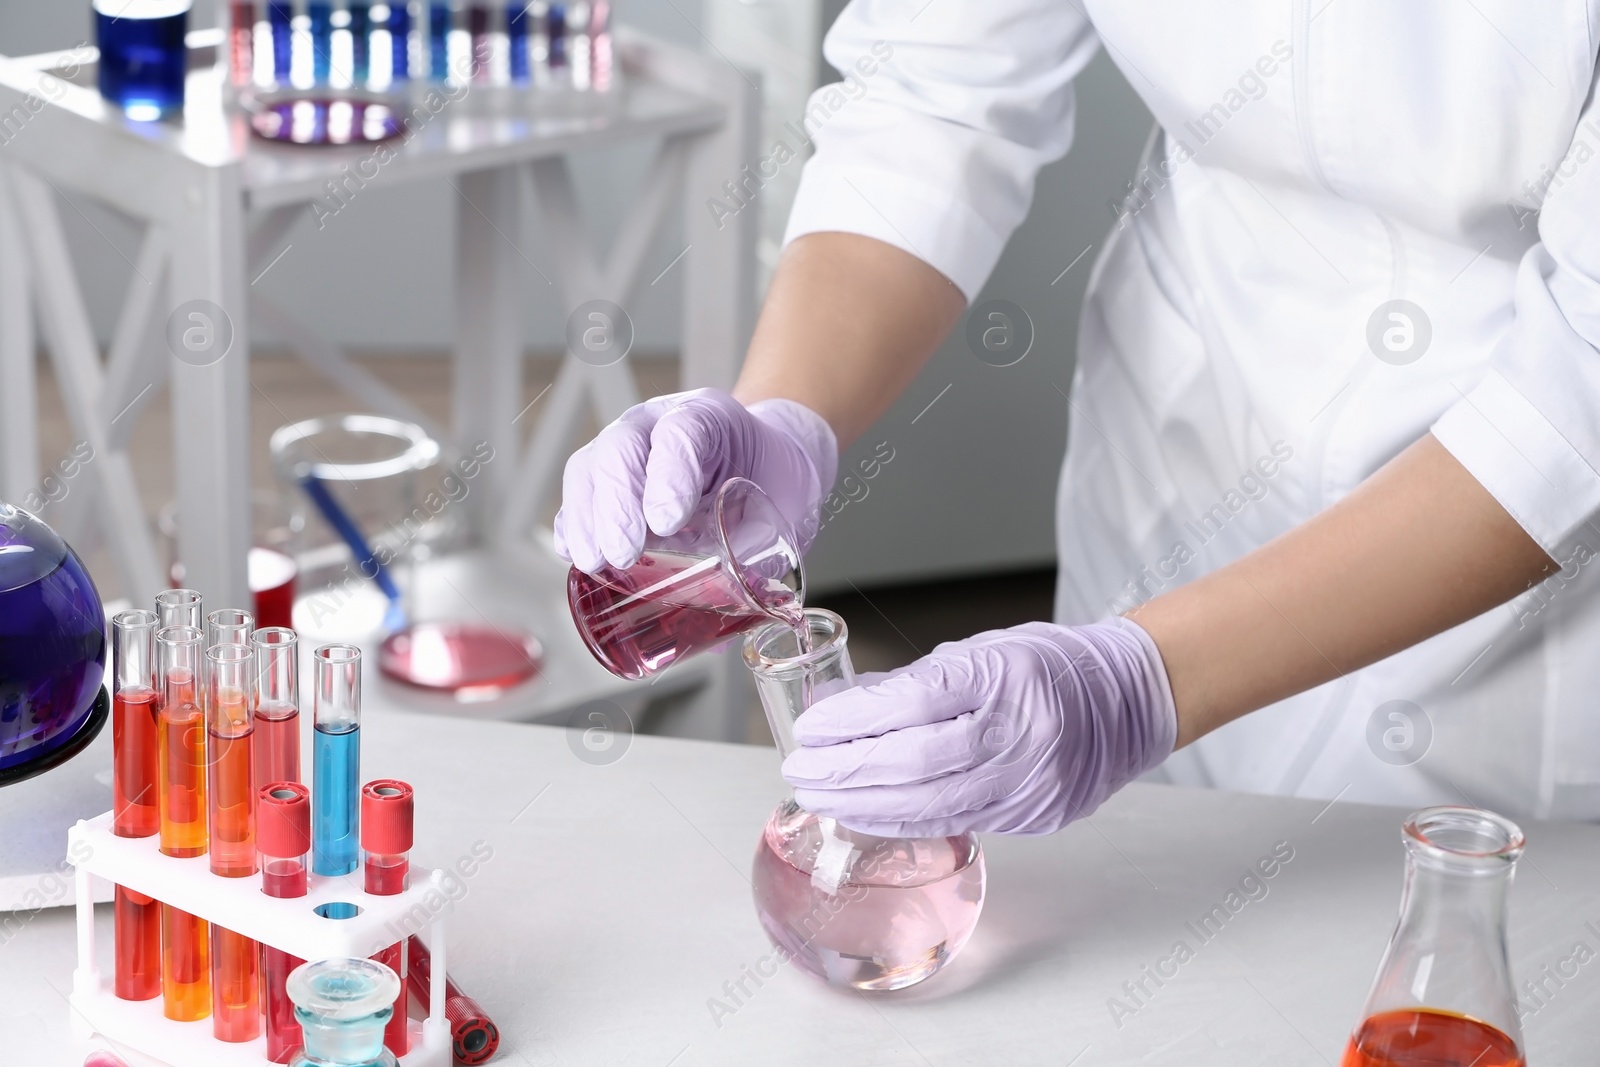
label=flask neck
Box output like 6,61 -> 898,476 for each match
744,608 -> 853,759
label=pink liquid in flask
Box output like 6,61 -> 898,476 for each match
751,798 -> 985,991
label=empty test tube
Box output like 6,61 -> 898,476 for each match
313,644 -> 362,876
155,588 -> 203,631
363,779 -> 415,1056
205,607 -> 254,650
112,610 -> 161,1002
259,781 -> 311,1062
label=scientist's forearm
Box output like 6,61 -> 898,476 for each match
1130,434 -> 1556,748
733,232 -> 966,447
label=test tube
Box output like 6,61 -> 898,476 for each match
546,1 -> 566,78
155,588 -> 203,630
588,0 -> 609,91
428,0 -> 450,78
206,644 -> 257,877
112,610 -> 161,1002
386,0 -> 412,82
313,645 -> 362,876
205,607 -> 255,651
156,624 -> 209,1022
259,782 -> 311,1063
253,628 -> 302,788
406,936 -> 499,1065
467,0 -> 490,81
228,0 -> 256,85
350,0 -> 372,84
309,0 -> 333,82
505,0 -> 527,82
363,779 -> 414,1056
268,0 -> 293,82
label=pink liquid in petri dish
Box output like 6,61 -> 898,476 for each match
250,547 -> 297,630
750,798 -> 985,991
569,550 -> 801,680
379,622 -> 542,699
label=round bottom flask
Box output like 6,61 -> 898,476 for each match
745,610 -> 985,991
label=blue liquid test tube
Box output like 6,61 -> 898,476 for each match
428,1 -> 450,80
312,644 -> 361,876
308,0 -> 333,82
350,0 -> 371,84
268,0 -> 293,82
386,0 -> 412,81
506,2 -> 528,83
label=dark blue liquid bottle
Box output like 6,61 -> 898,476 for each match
268,0 -> 294,81
547,2 -> 567,71
0,504 -> 105,777
506,2 -> 528,83
93,0 -> 190,120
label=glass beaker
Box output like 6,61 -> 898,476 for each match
1341,806 -> 1526,1067
568,478 -> 805,680
287,957 -> 401,1067
159,492 -> 302,630
744,609 -> 986,992
270,414 -> 441,637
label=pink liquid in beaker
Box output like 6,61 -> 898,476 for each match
750,799 -> 986,991
569,550 -> 801,680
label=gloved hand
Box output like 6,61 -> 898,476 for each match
781,618 -> 1178,837
554,388 -> 838,573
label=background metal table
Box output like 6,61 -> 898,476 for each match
7,713 -> 1598,1065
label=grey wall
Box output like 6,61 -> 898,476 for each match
2,2 -> 1153,593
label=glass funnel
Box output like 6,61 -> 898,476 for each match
1341,806 -> 1526,1067
744,609 -> 985,992
569,478 -> 804,680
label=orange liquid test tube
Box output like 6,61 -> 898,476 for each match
207,641 -> 261,1042
111,610 -> 161,1002
155,624 -> 209,1021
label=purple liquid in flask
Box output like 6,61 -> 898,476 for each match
0,503 -> 107,778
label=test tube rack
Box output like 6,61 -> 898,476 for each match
68,812 -> 452,1067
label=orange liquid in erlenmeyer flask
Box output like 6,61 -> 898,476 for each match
1341,1010 -> 1524,1067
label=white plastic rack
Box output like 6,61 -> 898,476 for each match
69,811 -> 450,1067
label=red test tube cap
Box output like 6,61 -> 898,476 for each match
258,781 -> 311,858
362,779 -> 415,855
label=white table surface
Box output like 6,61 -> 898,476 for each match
7,714 -> 1599,1066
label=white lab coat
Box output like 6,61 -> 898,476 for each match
784,1 -> 1600,820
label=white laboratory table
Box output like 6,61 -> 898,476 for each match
7,714 -> 1600,1066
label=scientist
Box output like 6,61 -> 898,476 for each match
557,3 -> 1600,837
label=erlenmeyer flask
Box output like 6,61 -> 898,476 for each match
745,609 -> 985,991
1342,806 -> 1526,1067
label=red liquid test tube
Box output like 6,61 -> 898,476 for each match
112,609 -> 161,1002
252,627 -> 302,787
406,935 -> 500,1065
363,779 -> 414,1058
155,624 -> 209,1022
259,781 -> 311,1063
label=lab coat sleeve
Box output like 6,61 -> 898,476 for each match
781,0 -> 1100,300
1431,84 -> 1600,558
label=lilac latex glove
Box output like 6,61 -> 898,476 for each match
782,618 -> 1178,837
554,388 -> 838,573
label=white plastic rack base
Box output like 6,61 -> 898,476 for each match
69,812 -> 450,1067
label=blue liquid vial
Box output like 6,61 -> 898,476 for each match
387,1 -> 412,82
506,2 -> 528,83
308,1 -> 334,83
94,0 -> 191,121
313,722 -> 359,875
269,0 -> 294,82
312,644 -> 363,877
349,0 -> 371,84
428,2 -> 450,80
